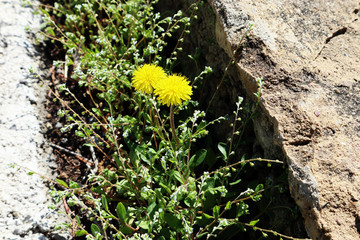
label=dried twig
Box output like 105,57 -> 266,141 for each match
49,143 -> 94,169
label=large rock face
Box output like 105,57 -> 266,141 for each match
209,0 -> 360,239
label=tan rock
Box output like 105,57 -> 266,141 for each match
209,0 -> 360,239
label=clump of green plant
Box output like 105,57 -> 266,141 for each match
35,0 -> 308,239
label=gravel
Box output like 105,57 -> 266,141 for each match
0,0 -> 71,239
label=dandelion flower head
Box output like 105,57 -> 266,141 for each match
154,74 -> 192,106
132,64 -> 166,94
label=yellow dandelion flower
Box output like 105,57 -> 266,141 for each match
154,74 -> 193,106
132,64 -> 166,94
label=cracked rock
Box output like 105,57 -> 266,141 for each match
207,0 -> 360,239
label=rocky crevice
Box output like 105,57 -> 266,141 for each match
207,0 -> 360,239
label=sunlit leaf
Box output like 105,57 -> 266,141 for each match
218,142 -> 227,159
75,230 -> 88,236
213,205 -> 220,219
101,195 -> 109,212
116,202 -> 127,223
90,224 -> 101,237
56,179 -> 68,188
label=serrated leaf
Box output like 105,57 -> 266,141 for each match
56,179 -> 68,188
116,202 -> 127,223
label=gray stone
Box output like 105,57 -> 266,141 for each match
208,0 -> 360,239
0,0 -> 71,239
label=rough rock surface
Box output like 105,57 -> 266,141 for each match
0,0 -> 70,239
209,0 -> 360,239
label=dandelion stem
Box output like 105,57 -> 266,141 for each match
170,105 -> 180,146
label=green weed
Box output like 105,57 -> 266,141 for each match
32,0 -> 309,239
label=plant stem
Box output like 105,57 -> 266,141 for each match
170,105 -> 180,146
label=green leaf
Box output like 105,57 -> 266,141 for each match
101,195 -> 109,212
218,142 -> 227,159
229,178 -> 242,186
203,213 -> 213,219
118,226 -> 133,235
75,215 -> 81,227
138,220 -> 150,230
172,170 -> 184,184
249,219 -> 259,226
213,205 -> 220,219
92,108 -> 103,117
91,186 -> 105,195
164,213 -> 182,230
114,155 -> 122,168
236,202 -> 249,217
90,223 -> 101,237
197,232 -> 209,238
255,184 -> 264,192
75,230 -> 88,236
56,179 -> 68,188
69,181 -> 80,189
225,201 -> 231,210
159,182 -> 172,194
195,213 -> 213,226
142,112 -> 151,123
184,191 -> 197,207
83,143 -> 96,147
116,202 -> 127,223
27,172 -> 34,175
147,202 -> 157,217
75,130 -> 85,138
189,149 -> 207,167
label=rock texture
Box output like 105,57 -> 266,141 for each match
0,0 -> 70,239
209,0 -> 360,239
